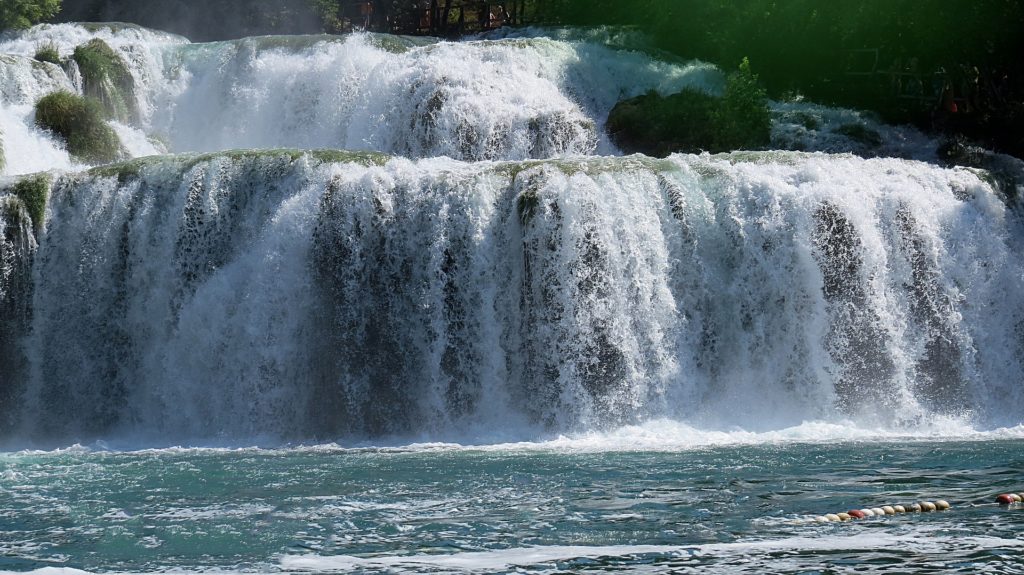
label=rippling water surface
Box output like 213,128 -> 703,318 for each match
2,438 -> 1022,574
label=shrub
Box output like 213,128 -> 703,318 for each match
33,41 -> 61,65
35,91 -> 124,164
607,59 -> 771,156
72,39 -> 137,123
715,57 -> 771,150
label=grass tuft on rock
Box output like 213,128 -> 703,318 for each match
35,91 -> 124,164
72,39 -> 137,123
33,41 -> 60,65
607,58 -> 771,156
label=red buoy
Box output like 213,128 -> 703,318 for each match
996,494 -> 1014,505
848,509 -> 867,519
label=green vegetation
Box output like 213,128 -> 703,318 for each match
607,59 -> 770,156
534,0 -> 1024,159
517,188 -> 539,225
33,41 -> 61,65
10,174 -> 50,234
35,91 -> 124,164
0,0 -> 61,31
72,39 -> 137,123
716,58 -> 771,151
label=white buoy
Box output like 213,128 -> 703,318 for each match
1011,494 -> 1023,503
882,506 -> 896,515
908,503 -> 922,512
921,501 -> 937,512
837,512 -> 851,521
860,508 -> 875,517
825,513 -> 841,522
935,500 -> 950,510
814,515 -> 830,523
871,507 -> 885,516
893,505 -> 906,513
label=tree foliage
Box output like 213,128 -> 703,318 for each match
0,0 -> 61,31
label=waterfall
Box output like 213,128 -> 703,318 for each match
0,23 -> 1021,446
0,150 -> 1019,445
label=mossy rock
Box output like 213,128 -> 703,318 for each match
607,58 -> 771,156
12,174 -> 50,234
0,196 -> 27,231
72,39 -> 137,124
35,91 -> 125,164
607,89 -> 720,157
833,122 -> 883,149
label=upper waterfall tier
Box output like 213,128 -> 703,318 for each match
0,23 -> 722,168
2,150 -> 1021,445
0,23 -> 941,176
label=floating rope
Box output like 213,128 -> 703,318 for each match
799,499 -> 951,523
799,492 -> 1023,524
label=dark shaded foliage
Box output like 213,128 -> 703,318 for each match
534,0 -> 1024,158
608,59 -> 770,156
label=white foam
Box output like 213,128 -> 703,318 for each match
280,534 -> 1024,572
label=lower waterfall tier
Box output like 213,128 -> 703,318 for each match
1,150 -> 1022,445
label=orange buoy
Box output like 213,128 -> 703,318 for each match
996,494 -> 1015,505
848,509 -> 866,519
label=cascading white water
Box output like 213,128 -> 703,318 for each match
0,23 -> 933,175
0,23 -> 1021,446
0,23 -> 725,176
3,150 -> 1020,444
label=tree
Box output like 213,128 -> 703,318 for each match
0,0 -> 62,31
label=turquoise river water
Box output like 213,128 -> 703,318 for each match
2,437 -> 1023,574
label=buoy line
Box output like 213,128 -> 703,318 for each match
793,492 -> 1023,524
995,493 -> 1024,505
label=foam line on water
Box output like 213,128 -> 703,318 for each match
279,535 -> 1024,572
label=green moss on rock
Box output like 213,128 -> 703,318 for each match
607,88 -> 720,157
35,91 -> 124,164
607,58 -> 771,156
72,39 -> 137,123
9,174 -> 50,235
